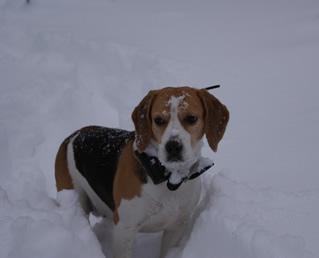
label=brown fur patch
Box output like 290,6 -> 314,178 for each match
55,136 -> 75,192
113,141 -> 146,224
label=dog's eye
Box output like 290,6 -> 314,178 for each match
184,115 -> 198,125
154,116 -> 167,126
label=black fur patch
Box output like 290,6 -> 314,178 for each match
73,126 -> 135,211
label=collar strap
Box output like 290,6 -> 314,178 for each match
166,162 -> 213,190
134,151 -> 214,191
134,151 -> 170,185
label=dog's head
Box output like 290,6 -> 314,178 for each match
132,86 -> 229,173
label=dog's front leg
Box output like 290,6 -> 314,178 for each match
160,221 -> 188,258
112,223 -> 137,258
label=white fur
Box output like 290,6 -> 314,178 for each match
113,175 -> 201,258
158,95 -> 203,184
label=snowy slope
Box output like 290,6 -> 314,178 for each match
0,0 -> 319,257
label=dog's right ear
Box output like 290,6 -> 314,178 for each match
132,90 -> 157,152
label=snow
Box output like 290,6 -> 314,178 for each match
1,0 -> 319,257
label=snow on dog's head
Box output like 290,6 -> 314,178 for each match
132,86 -> 229,182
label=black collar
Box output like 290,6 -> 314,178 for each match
134,151 -> 214,191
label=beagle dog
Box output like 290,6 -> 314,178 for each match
55,86 -> 229,258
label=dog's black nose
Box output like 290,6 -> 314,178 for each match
165,140 -> 183,161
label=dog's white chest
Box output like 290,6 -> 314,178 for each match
118,178 -> 201,232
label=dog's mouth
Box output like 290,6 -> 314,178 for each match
166,156 -> 183,162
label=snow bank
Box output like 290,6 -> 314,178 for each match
180,172 -> 319,258
0,188 -> 104,258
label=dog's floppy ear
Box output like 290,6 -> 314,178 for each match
198,89 -> 229,152
132,90 -> 157,152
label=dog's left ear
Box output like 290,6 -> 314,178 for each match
198,89 -> 229,152
132,90 -> 157,152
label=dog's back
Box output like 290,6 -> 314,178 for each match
55,126 -> 135,213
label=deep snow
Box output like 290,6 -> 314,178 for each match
0,0 -> 319,257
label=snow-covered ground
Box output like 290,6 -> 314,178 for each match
1,0 -> 319,257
